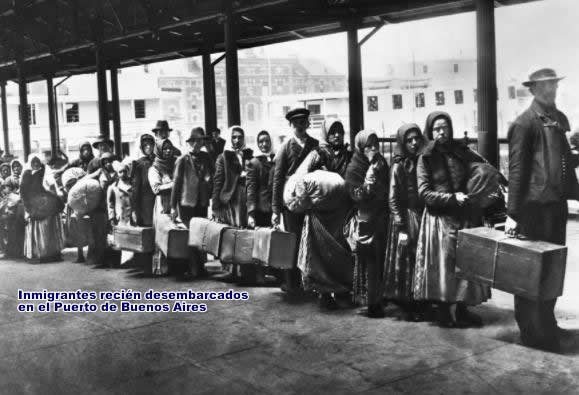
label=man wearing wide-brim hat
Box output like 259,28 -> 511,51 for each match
506,67 -> 579,352
152,120 -> 182,157
271,107 -> 319,292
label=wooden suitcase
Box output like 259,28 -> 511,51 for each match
188,218 -> 230,256
113,225 -> 154,253
456,227 -> 567,300
252,228 -> 297,270
219,228 -> 255,264
155,214 -> 189,259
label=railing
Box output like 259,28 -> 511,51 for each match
377,133 -> 510,175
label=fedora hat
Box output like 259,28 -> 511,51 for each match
186,127 -> 206,142
92,135 -> 114,149
522,68 -> 565,87
152,120 -> 173,133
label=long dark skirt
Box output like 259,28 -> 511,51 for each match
298,208 -> 354,294
25,214 -> 64,261
383,208 -> 421,302
413,210 -> 490,305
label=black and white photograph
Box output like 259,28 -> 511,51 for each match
0,0 -> 578,393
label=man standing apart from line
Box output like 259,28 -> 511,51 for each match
506,67 -> 579,352
271,108 -> 319,292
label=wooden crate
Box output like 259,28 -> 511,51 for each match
113,226 -> 154,253
456,227 -> 567,300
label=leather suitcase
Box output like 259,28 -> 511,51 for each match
188,217 -> 230,256
155,214 -> 189,259
456,227 -> 567,300
252,228 -> 297,270
113,226 -> 154,253
219,228 -> 255,265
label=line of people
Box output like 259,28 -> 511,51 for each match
0,107 -> 505,330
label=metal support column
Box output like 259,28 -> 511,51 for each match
224,3 -> 241,126
95,45 -> 110,139
347,23 -> 364,148
110,65 -> 122,156
0,81 -> 9,156
17,66 -> 31,161
202,51 -> 218,133
476,0 -> 498,167
46,75 -> 58,158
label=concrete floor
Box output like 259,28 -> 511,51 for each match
1,223 -> 579,395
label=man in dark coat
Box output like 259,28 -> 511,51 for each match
131,133 -> 156,227
506,67 -> 579,352
207,128 -> 226,163
272,108 -> 319,291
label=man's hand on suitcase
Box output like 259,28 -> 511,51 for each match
248,214 -> 256,229
505,216 -> 519,238
170,209 -> 178,223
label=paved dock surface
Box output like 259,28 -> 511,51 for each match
1,221 -> 579,394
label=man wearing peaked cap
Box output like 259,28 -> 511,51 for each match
271,107 -> 319,292
506,67 -> 579,352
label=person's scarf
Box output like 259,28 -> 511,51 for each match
393,123 -> 423,173
78,140 -> 95,165
254,130 -> 275,160
139,132 -> 156,159
345,130 -> 375,188
152,138 -> 176,176
422,111 -> 472,163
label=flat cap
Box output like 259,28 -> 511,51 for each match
285,107 -> 310,122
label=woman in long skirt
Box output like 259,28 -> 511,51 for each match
20,154 -> 64,263
148,138 -> 176,275
345,130 -> 390,318
212,125 -> 254,283
413,111 -> 490,327
383,124 -> 426,321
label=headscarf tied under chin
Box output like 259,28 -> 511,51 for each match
26,153 -> 45,173
152,138 -> 176,175
225,125 -> 246,152
345,130 -> 377,188
139,132 -> 156,157
393,123 -> 423,173
78,140 -> 95,163
321,119 -> 345,146
255,130 -> 274,157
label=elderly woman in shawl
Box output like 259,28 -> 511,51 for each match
20,154 -> 65,262
383,124 -> 426,321
212,125 -> 255,283
413,111 -> 490,328
345,130 -> 390,318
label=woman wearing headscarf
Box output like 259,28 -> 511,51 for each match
148,138 -> 177,275
413,111 -> 490,328
212,125 -> 254,283
132,133 -> 156,227
345,130 -> 390,318
383,124 -> 426,321
0,162 -> 11,183
148,139 -> 176,225
69,141 -> 95,172
247,130 -> 275,229
20,154 -> 65,262
301,119 -> 352,178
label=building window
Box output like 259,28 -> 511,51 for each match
474,89 -> 478,103
19,104 -> 36,125
454,90 -> 464,105
415,92 -> 425,108
392,94 -> 403,110
423,65 -> 428,74
134,100 -> 146,119
367,96 -> 378,112
453,63 -> 459,73
307,104 -> 321,115
65,103 -> 79,123
508,86 -> 516,99
435,91 -> 445,106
